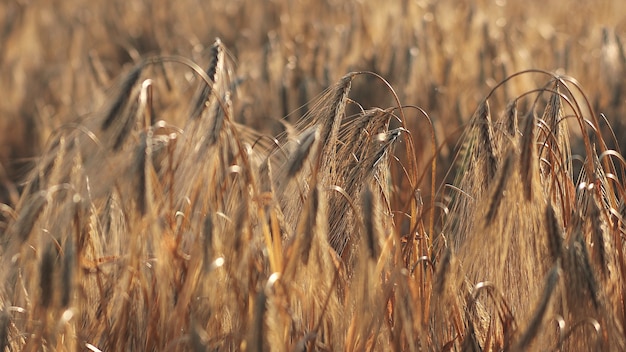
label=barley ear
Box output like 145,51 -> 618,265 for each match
102,64 -> 143,131
485,149 -> 513,225
0,310 -> 9,352
361,186 -> 379,260
520,111 -> 537,201
513,264 -> 560,351
40,244 -> 56,309
477,100 -> 498,181
545,202 -> 564,263
12,191 -> 48,244
60,236 -> 74,308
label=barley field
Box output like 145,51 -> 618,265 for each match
0,0 -> 625,351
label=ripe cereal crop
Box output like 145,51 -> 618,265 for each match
0,0 -> 625,350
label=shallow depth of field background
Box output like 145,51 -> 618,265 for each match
1,0 -> 624,205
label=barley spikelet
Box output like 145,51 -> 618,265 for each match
361,186 -> 378,260
485,149 -> 513,225
566,231 -> 600,310
285,126 -> 319,180
364,127 -> 402,171
112,90 -> 140,151
231,192 -> 248,253
202,214 -> 214,272
60,236 -> 74,308
339,108 -> 390,165
206,92 -> 230,148
539,81 -> 572,194
434,247 -> 452,296
328,127 -> 400,257
545,202 -> 564,262
503,100 -> 518,137
11,191 -> 48,244
102,64 -> 143,131
133,133 -> 148,215
513,264 -> 560,351
297,186 -> 319,265
476,100 -> 498,181
190,38 -> 224,120
271,74 -> 355,243
520,111 -> 537,201
316,73 -> 353,174
588,193 -> 608,278
40,244 -> 56,309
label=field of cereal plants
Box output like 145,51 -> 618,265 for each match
0,0 -> 625,350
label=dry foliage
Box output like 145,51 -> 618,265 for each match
0,0 -> 625,351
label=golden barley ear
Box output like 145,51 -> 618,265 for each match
564,230 -> 601,310
39,243 -> 56,309
513,264 -> 560,351
545,202 -> 564,263
11,190 -> 48,244
60,235 -> 74,308
101,64 -> 144,131
520,110 -> 537,202
475,100 -> 498,182
485,148 -> 513,226
361,186 -> 379,261
587,193 -> 608,278
189,38 -> 224,121
503,99 -> 519,137
285,125 -> 319,181
201,214 -> 214,273
315,73 -> 354,175
433,246 -> 453,296
132,132 -> 148,215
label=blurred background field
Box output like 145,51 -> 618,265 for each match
1,0 -> 624,206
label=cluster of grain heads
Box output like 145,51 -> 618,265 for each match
2,38 -> 626,350
0,40 -> 417,351
442,70 -> 626,350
